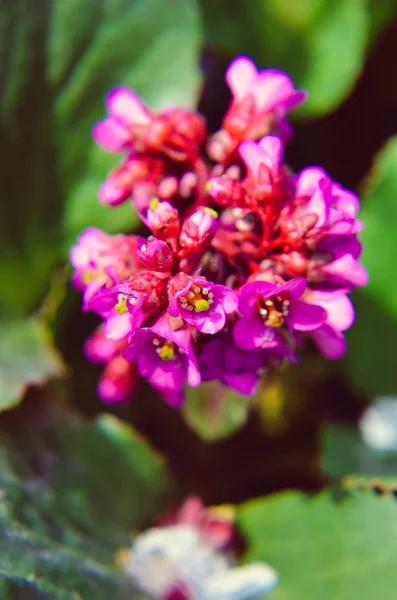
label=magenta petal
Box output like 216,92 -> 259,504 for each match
106,87 -> 149,125
258,135 -> 283,173
213,285 -> 238,314
159,390 -> 185,407
239,141 -> 263,178
98,177 -> 129,206
195,303 -> 226,335
105,312 -> 131,340
280,278 -> 306,298
238,280 -> 276,315
225,56 -> 257,99
253,70 -> 305,112
92,118 -> 131,152
187,360 -> 201,387
223,372 -> 258,395
311,292 -> 355,331
168,297 -> 180,318
311,324 -> 346,359
322,255 -> 368,287
304,186 -> 328,228
295,167 -> 327,197
288,300 -> 326,331
234,315 -> 279,349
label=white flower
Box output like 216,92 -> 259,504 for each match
123,524 -> 278,600
359,396 -> 397,451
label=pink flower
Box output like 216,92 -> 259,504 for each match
98,154 -> 163,207
93,87 -> 206,161
83,326 -> 137,403
70,228 -> 138,308
136,236 -> 174,272
307,290 -> 355,360
92,87 -> 150,153
233,278 -> 326,350
88,272 -> 168,339
179,208 -> 219,251
143,200 -> 180,241
124,313 -> 200,400
223,56 -> 306,141
199,332 -> 268,395
98,355 -> 137,403
158,496 -> 235,552
169,274 -> 238,335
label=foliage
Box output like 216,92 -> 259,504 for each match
238,489 -> 397,599
0,401 -> 171,598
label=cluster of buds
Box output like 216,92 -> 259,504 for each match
71,55 -> 367,405
120,496 -> 278,600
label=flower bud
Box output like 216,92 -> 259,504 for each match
136,236 -> 174,272
179,208 -> 218,250
145,199 -> 180,240
98,356 -> 137,403
207,177 -> 244,207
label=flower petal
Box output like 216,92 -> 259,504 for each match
234,315 -> 279,349
311,324 -> 347,359
223,372 -> 258,395
106,86 -> 149,125
310,291 -> 355,331
204,562 -> 278,600
288,299 -> 326,331
105,312 -> 132,340
280,278 -> 306,298
225,56 -> 257,99
92,117 -> 131,152
238,281 -> 276,316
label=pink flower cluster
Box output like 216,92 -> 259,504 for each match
71,56 -> 367,406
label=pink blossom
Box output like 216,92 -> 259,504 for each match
234,278 -> 326,350
169,274 -> 238,335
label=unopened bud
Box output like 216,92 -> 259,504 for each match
145,200 -> 180,240
179,207 -> 218,250
136,236 -> 174,272
207,177 -> 244,207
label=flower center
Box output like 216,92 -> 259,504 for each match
257,292 -> 290,327
179,284 -> 214,313
115,293 -> 137,315
152,337 -> 177,361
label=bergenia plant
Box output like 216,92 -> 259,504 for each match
71,55 -> 367,406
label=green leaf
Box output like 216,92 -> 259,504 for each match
346,137 -> 397,395
0,404 -> 172,598
0,0 -> 202,314
200,0 -> 390,116
323,424 -> 397,478
52,0 -> 203,250
237,489 -> 397,599
184,381 -> 252,441
0,318 -> 64,412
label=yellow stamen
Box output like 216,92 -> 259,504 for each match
194,298 -> 210,312
114,293 -> 128,315
150,198 -> 159,210
158,342 -> 175,361
203,207 -> 218,218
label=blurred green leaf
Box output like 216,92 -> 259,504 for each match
0,318 -> 64,412
237,488 -> 397,599
0,404 -> 172,598
184,381 -> 252,441
1,0 -> 202,314
323,424 -> 397,478
52,0 -> 203,251
346,137 -> 397,395
200,0 -> 395,116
